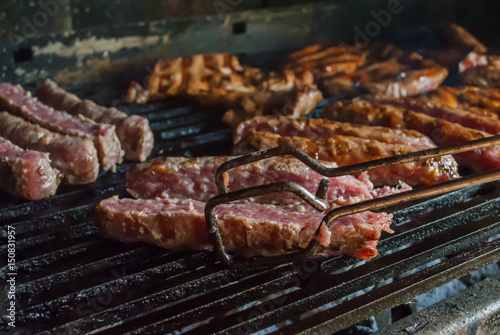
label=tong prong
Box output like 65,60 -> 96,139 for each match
311,168 -> 500,243
208,134 -> 500,269
216,146 -> 333,194
205,181 -> 329,269
217,134 -> 500,194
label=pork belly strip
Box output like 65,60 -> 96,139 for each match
127,156 -> 410,205
0,112 -> 99,184
36,79 -> 153,162
233,115 -> 435,150
235,131 -> 459,187
375,97 -> 500,135
0,136 -> 60,200
323,100 -> 500,172
95,196 -> 394,260
0,83 -> 123,171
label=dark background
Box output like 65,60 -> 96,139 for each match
1,0 -> 499,87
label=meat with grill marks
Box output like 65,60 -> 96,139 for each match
36,79 -> 153,162
374,97 -> 500,135
423,86 -> 500,118
234,115 -> 436,150
0,112 -> 99,184
323,100 -> 500,172
96,196 -> 394,260
125,54 -> 323,127
0,83 -> 123,172
234,131 -> 459,187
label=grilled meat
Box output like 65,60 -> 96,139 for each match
0,136 -> 60,200
0,112 -> 99,184
375,97 -> 500,134
126,54 -> 323,127
459,52 -> 500,88
95,196 -> 394,260
234,115 -> 436,150
0,83 -> 124,171
323,100 -> 500,171
424,86 -> 500,117
126,156 -> 411,205
284,44 -> 366,79
235,131 -> 459,187
36,79 -> 153,162
285,44 -> 448,98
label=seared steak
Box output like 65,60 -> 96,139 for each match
36,79 -> 153,162
126,156 -> 411,205
95,196 -> 394,260
235,131 -> 459,187
234,115 -> 435,150
375,97 -> 500,134
0,112 -> 99,184
0,136 -> 60,200
323,100 -> 500,172
0,83 -> 123,171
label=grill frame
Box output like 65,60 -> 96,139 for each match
0,92 -> 499,334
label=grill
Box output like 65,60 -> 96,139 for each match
2,2 -> 500,334
1,87 -> 500,334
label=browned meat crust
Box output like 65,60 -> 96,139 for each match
323,100 -> 500,172
374,97 -> 500,134
36,79 -> 153,162
0,112 -> 99,184
284,44 -> 448,98
0,136 -> 60,200
234,131 -> 459,187
0,83 -> 123,172
424,86 -> 500,118
95,196 -> 394,260
125,54 -> 323,127
234,115 -> 436,150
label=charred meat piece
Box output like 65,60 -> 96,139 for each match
126,54 -> 323,127
357,47 -> 448,98
0,136 -> 60,200
0,112 -> 99,184
95,196 -> 394,260
459,52 -> 500,88
323,100 -> 500,172
234,115 -> 436,150
36,79 -> 154,162
374,97 -> 500,135
235,131 -> 459,187
288,44 -> 448,98
284,44 -> 366,79
126,156 -> 410,205
221,79 -> 323,128
425,86 -> 500,117
0,83 -> 123,171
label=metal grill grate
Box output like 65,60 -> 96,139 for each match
1,95 -> 500,334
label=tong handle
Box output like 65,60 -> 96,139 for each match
216,134 -> 500,194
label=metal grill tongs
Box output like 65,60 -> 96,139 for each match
205,135 -> 500,269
